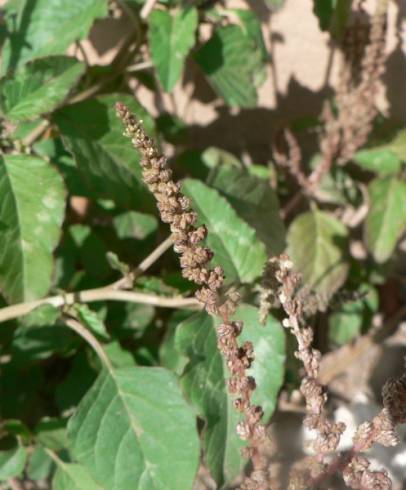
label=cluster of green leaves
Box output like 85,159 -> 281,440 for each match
0,0 -> 404,489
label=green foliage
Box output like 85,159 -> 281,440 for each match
52,462 -> 103,490
68,367 -> 200,490
353,149 -> 401,175
1,0 -> 107,73
0,2 -> 404,489
364,176 -> 406,263
176,305 -> 285,485
0,56 -> 85,121
195,23 -> 267,107
183,178 -> 267,283
287,208 -> 349,298
0,440 -> 27,480
148,8 -> 198,91
329,285 -> 379,344
0,155 -> 66,302
54,94 -> 154,208
208,165 -> 286,255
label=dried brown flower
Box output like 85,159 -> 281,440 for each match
273,0 -> 388,192
382,371 -> 406,425
116,103 -> 267,489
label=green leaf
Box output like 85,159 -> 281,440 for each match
68,366 -> 200,490
56,351 -> 98,412
74,304 -> 110,340
105,303 -> 154,340
195,25 -> 265,107
0,56 -> 85,122
103,341 -> 135,368
379,128 -> 406,163
159,310 -> 191,376
233,10 -> 268,86
113,211 -> 158,240
53,462 -> 103,490
313,0 -> 334,30
12,309 -> 78,365
0,154 -> 66,303
287,209 -> 349,299
27,446 -> 54,481
2,0 -> 107,72
0,441 -> 27,481
208,166 -> 286,255
182,178 -> 267,283
175,304 -> 285,486
148,8 -> 198,91
54,94 -> 154,209
68,224 -> 111,280
35,418 -> 69,451
364,176 -> 406,263
329,285 -> 378,345
353,149 -> 401,175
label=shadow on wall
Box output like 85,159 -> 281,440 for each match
384,2 -> 406,122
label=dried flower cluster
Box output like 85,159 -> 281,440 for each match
273,0 -> 388,192
116,102 -> 267,489
270,255 -> 346,459
325,0 -> 388,166
268,254 -> 404,488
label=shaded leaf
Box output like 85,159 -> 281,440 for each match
113,211 -> 158,240
2,0 -> 107,72
208,166 -> 286,255
55,351 -> 98,412
364,176 -> 406,263
329,285 -> 378,345
175,304 -> 285,485
287,209 -> 349,298
103,341 -> 135,368
379,127 -> 406,162
182,178 -> 267,283
0,441 -> 26,481
68,366 -> 200,490
353,149 -> 401,175
0,154 -> 66,303
195,25 -> 265,107
74,304 -> 110,341
27,446 -> 54,481
54,94 -> 154,209
53,461 -> 103,490
233,9 -> 268,86
35,418 -> 68,451
10,305 -> 77,365
0,56 -> 85,121
149,8 -> 198,91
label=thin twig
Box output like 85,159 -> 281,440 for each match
63,316 -> 113,370
140,0 -> 158,19
127,60 -> 154,72
112,236 -> 173,289
22,120 -> 50,147
0,289 -> 200,324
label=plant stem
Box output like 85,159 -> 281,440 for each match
127,60 -> 154,72
22,120 -> 50,147
0,289 -> 200,324
112,236 -> 173,289
63,315 -> 112,370
140,0 -> 158,19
